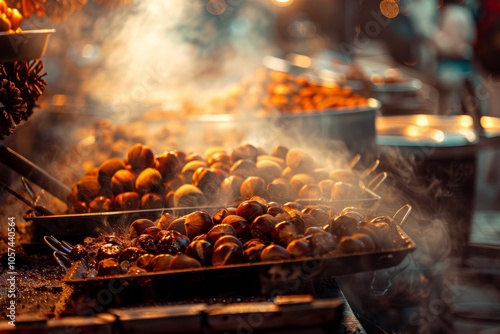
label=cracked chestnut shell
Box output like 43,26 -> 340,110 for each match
156,230 -> 190,255
205,224 -> 238,245
141,192 -> 165,210
97,258 -> 121,276
118,247 -> 145,263
97,243 -> 123,262
136,253 -> 155,269
250,214 -> 279,241
185,239 -> 213,266
89,196 -> 113,213
221,215 -> 250,239
271,221 -> 298,247
129,218 -> 155,238
212,243 -> 244,267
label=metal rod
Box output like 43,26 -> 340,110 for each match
0,145 -> 71,203
0,182 -> 51,215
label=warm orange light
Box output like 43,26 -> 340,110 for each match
272,0 -> 294,7
380,0 -> 399,18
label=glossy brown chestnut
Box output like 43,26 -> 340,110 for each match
156,151 -> 182,181
236,200 -> 267,223
89,196 -> 113,213
220,175 -> 244,202
298,184 -> 322,199
136,253 -> 155,269
256,160 -> 282,183
329,213 -> 359,238
167,217 -> 187,235
229,159 -> 258,180
271,221 -> 298,247
212,243 -> 244,267
265,178 -> 294,203
97,243 -> 123,262
135,168 -> 164,197
141,192 -> 165,210
147,254 -> 174,272
213,235 -> 244,250
111,169 -> 136,196
260,244 -> 291,262
184,210 -> 214,240
76,174 -> 102,204
185,239 -> 213,266
114,191 -> 140,211
231,143 -> 259,163
97,258 -> 121,276
309,232 -> 337,257
156,212 -> 176,230
135,234 -> 157,254
126,143 -> 156,171
221,215 -> 251,239
250,214 -> 279,240
169,253 -> 202,270
129,218 -> 156,237
173,184 -> 207,207
205,224 -> 238,245
118,247 -> 145,263
239,176 -> 266,199
192,167 -> 220,201
212,208 -> 230,225
286,238 -> 313,259
98,158 -> 126,187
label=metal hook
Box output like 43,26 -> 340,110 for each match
359,159 -> 380,181
366,172 -> 387,192
393,204 -> 412,226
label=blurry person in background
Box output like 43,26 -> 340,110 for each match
433,0 -> 477,115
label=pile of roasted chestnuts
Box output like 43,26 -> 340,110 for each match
66,198 -> 406,277
67,142 -> 369,214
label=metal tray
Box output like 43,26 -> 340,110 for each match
25,185 -> 382,237
62,226 -> 415,309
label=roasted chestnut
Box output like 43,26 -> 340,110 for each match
76,174 -> 102,204
221,215 -> 251,239
240,176 -> 266,199
220,175 -> 244,202
236,200 -> 267,223
135,168 -> 164,197
136,253 -> 155,269
130,218 -> 155,237
265,178 -> 294,203
192,167 -> 220,201
212,243 -> 244,266
184,210 -> 214,240
229,159 -> 258,179
271,145 -> 289,160
256,160 -> 282,183
135,234 -> 157,254
118,247 -> 144,263
126,143 -> 155,171
309,232 -> 337,257
329,213 -> 358,238
111,169 -> 136,196
329,168 -> 358,185
205,224 -> 238,245
338,236 -> 365,254
97,258 -> 121,276
330,181 -> 357,200
260,244 -> 291,262
231,143 -> 258,163
97,243 -> 123,262
114,192 -> 140,211
286,238 -> 313,259
141,192 -> 165,209
156,151 -> 182,181
243,239 -> 266,262
156,230 -> 190,255
250,214 -> 279,241
271,221 -> 298,247
185,240 -> 213,266
298,184 -> 322,199
68,244 -> 88,261
212,208 -> 230,225
285,148 -> 316,173
289,173 -> 315,196
213,235 -> 244,250
98,158 -> 126,187
167,217 -> 188,235
169,253 -> 202,270
173,184 -> 207,207
148,254 -> 174,272
156,213 -> 176,230
89,196 -> 113,213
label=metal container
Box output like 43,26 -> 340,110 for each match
0,29 -> 55,62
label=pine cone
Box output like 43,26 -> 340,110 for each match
0,78 -> 26,139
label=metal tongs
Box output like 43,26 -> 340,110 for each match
44,235 -> 76,272
369,204 -> 413,296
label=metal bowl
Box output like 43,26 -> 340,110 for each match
0,29 -> 55,62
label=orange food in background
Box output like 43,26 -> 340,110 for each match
196,68 -> 369,116
0,0 -> 23,32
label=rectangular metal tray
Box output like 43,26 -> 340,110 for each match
61,226 -> 415,310
25,187 -> 381,237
